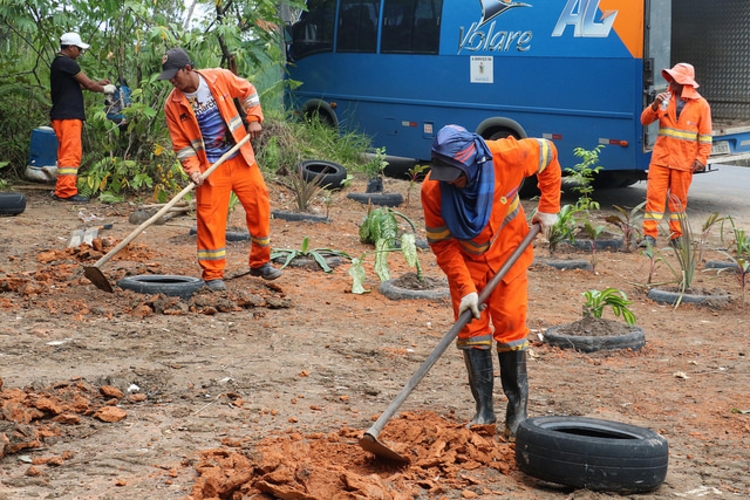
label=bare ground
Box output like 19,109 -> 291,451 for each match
0,176 -> 748,500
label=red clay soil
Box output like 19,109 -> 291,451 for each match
0,178 -> 749,499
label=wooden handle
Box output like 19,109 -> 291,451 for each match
93,135 -> 251,269
363,224 -> 541,441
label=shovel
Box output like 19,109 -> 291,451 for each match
359,223 -> 541,463
83,135 -> 251,292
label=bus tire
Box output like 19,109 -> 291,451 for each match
298,160 -> 347,190
516,416 -> 668,493
117,275 -> 205,299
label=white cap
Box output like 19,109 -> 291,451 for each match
60,32 -> 90,50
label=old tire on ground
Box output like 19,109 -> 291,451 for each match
378,277 -> 449,302
539,259 -> 592,271
117,275 -> 205,299
271,210 -> 330,223
647,287 -> 732,307
346,192 -> 404,207
0,192 -> 27,216
544,325 -> 645,352
189,227 -> 250,241
299,160 -> 347,190
516,416 -> 668,493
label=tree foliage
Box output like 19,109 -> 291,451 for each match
0,0 -> 304,198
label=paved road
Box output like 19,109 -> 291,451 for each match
580,163 -> 750,229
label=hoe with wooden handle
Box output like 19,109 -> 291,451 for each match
83,135 -> 251,292
359,224 -> 541,462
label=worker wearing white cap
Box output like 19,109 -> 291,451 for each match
49,32 -> 116,202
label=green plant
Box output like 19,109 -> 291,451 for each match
660,204 -> 723,305
348,233 -> 422,294
605,202 -> 646,252
720,216 -> 750,259
582,288 -> 636,326
405,163 -> 430,207
349,206 -> 422,294
271,237 -> 351,273
546,204 -> 578,255
639,245 -> 668,286
281,165 -> 330,212
358,206 -> 417,246
565,145 -> 604,213
581,219 -> 606,273
362,146 -> 389,180
0,161 -> 10,190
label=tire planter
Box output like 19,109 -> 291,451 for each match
189,227 -> 250,242
117,275 -> 205,299
647,287 -> 732,307
272,254 -> 344,271
378,276 -> 449,301
544,323 -> 645,352
298,160 -> 347,190
346,192 -> 404,207
705,260 -> 741,272
271,210 -> 330,223
0,192 -> 26,216
539,259 -> 592,271
516,416 -> 669,493
566,233 -> 624,252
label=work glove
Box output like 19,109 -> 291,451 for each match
103,84 -> 117,95
459,292 -> 482,320
531,211 -> 559,234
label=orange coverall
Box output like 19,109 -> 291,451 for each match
641,90 -> 712,239
51,119 -> 83,198
422,137 -> 561,351
164,68 -> 271,281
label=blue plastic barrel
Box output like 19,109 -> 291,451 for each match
28,126 -> 58,167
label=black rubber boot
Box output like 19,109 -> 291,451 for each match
462,348 -> 496,426
498,349 -> 529,439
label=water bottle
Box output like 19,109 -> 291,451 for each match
661,91 -> 671,110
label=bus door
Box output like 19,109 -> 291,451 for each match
643,0 -> 671,151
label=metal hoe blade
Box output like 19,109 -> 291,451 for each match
359,224 -> 541,462
84,266 -> 114,293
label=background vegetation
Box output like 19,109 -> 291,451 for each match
0,0 -> 371,202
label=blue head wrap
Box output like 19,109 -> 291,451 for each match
431,125 -> 495,241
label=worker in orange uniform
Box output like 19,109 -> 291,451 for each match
159,48 -> 281,290
421,124 -> 561,438
640,62 -> 712,249
50,32 -> 115,202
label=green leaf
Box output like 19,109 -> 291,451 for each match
348,258 -> 368,294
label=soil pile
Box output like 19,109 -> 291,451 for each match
188,411 -> 514,500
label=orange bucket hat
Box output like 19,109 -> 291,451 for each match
662,63 -> 699,88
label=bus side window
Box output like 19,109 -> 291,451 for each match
381,0 -> 442,54
337,0 -> 379,53
289,0 -> 336,60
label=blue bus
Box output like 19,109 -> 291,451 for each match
285,0 -> 750,189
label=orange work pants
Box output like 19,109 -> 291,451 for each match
643,165 -> 693,240
451,262 -> 530,353
195,155 -> 271,281
51,119 -> 83,198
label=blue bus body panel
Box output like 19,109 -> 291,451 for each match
287,0 -> 651,172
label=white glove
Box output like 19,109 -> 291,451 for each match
103,84 -> 117,95
532,211 -> 559,233
459,292 -> 482,320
